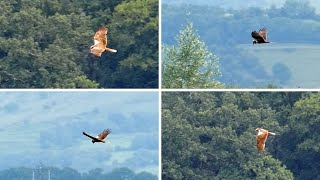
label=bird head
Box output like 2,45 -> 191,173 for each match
255,128 -> 261,132
253,40 -> 257,45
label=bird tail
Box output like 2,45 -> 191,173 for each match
105,47 -> 117,53
269,132 -> 276,135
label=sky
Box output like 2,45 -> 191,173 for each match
162,0 -> 320,13
0,91 -> 159,175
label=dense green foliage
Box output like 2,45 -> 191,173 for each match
162,22 -> 223,88
0,0 -> 158,88
162,0 -> 320,88
162,92 -> 320,179
0,166 -> 157,180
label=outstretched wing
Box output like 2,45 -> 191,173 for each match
258,28 -> 268,41
83,132 -> 100,141
94,27 -> 107,46
251,31 -> 264,42
97,129 -> 111,140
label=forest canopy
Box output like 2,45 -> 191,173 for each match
162,92 -> 320,179
0,0 -> 158,88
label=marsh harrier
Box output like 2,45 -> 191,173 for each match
83,129 -> 111,143
90,27 -> 117,57
251,28 -> 270,44
255,128 -> 275,152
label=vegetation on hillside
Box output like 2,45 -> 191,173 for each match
162,22 -> 223,88
0,0 -> 158,88
162,0 -> 320,88
162,92 -> 320,179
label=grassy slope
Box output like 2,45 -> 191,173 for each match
239,43 -> 320,88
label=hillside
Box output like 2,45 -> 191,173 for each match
239,43 -> 320,88
0,92 -> 159,175
162,1 -> 320,88
0,0 -> 158,88
162,92 -> 320,179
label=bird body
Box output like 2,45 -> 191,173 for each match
255,128 -> 275,152
83,129 -> 111,144
90,27 -> 117,57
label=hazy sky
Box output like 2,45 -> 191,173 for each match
0,91 -> 159,175
162,0 -> 320,13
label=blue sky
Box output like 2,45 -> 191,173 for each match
0,91 -> 159,175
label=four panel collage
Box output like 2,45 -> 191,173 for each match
0,0 -> 319,179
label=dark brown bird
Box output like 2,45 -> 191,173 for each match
83,129 -> 111,144
251,28 -> 270,44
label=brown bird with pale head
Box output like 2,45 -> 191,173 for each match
255,128 -> 275,152
90,27 -> 117,57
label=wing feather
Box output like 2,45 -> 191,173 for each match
94,27 -> 107,46
83,132 -> 100,141
258,28 -> 268,41
97,129 -> 111,140
251,31 -> 264,41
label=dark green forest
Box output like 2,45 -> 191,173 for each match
0,0 -> 158,88
0,166 -> 157,180
162,0 -> 320,88
162,92 -> 320,179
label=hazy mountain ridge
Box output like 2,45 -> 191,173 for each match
162,1 -> 320,88
162,0 -> 320,13
0,92 -> 158,175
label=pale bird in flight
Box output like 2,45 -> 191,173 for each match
255,128 -> 275,152
90,27 -> 117,57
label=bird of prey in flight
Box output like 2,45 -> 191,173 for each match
83,129 -> 111,143
251,28 -> 270,44
90,27 -> 117,57
256,128 -> 275,152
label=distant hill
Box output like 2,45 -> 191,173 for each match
0,92 -> 159,175
162,2 -> 320,88
239,43 -> 320,88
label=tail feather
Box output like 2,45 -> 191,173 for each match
269,132 -> 276,135
105,47 -> 117,53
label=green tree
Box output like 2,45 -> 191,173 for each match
0,0 -> 158,88
162,21 -> 223,88
275,93 -> 320,180
162,92 -> 295,179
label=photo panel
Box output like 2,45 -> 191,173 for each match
162,1 -> 320,88
162,91 -> 320,179
0,91 -> 159,179
0,0 -> 158,88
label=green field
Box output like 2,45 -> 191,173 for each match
239,43 -> 320,88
